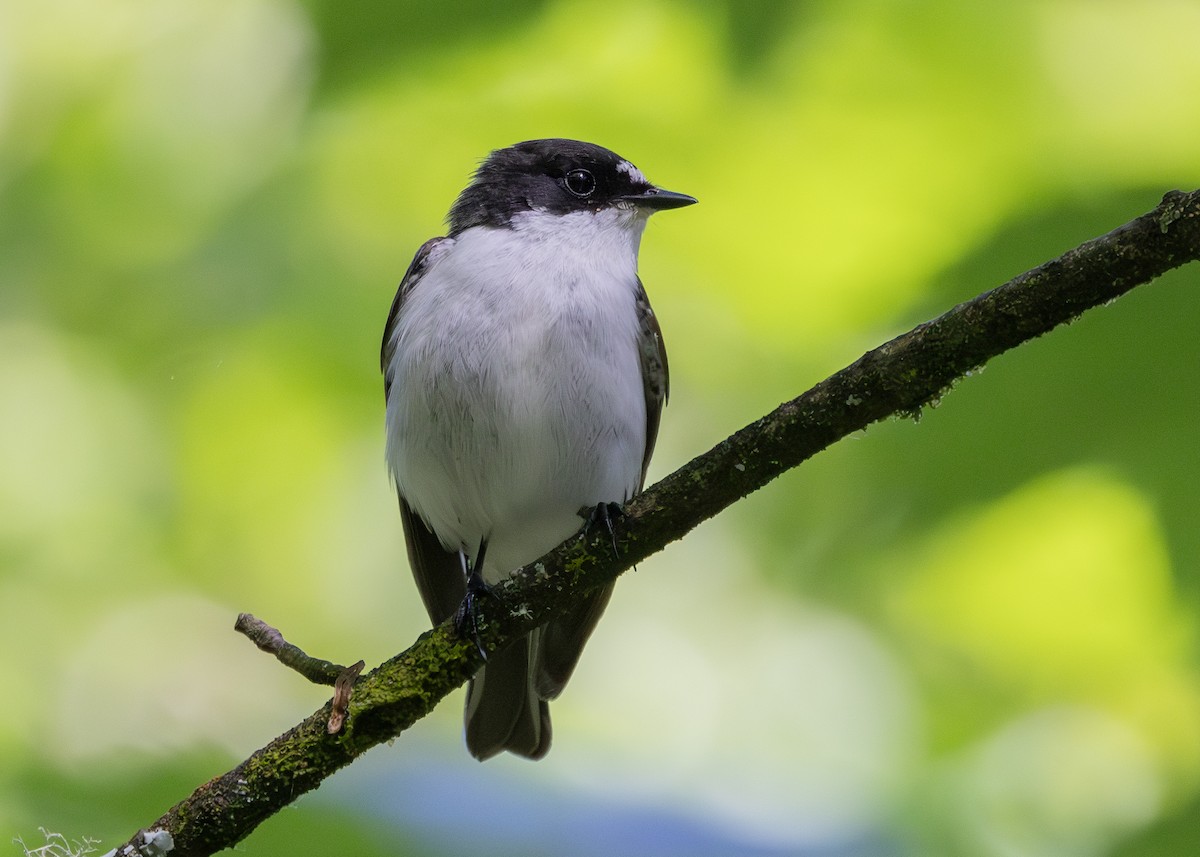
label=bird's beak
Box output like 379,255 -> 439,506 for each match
622,187 -> 698,211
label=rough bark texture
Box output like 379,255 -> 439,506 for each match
110,189 -> 1200,857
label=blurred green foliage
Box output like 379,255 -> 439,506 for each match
3,0 -> 1199,855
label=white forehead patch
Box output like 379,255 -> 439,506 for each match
616,159 -> 648,185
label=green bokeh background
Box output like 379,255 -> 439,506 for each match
4,1 -> 1200,855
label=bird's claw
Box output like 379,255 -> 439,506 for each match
579,501 -> 624,559
455,561 -> 500,661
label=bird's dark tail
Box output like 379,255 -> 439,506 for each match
464,631 -> 551,761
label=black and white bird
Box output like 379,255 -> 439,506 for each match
382,139 -> 696,760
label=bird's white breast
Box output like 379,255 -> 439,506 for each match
385,207 -> 651,581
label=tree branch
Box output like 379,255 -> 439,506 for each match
110,189 -> 1200,857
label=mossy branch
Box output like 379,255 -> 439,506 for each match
110,189 -> 1200,857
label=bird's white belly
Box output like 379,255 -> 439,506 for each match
385,225 -> 647,582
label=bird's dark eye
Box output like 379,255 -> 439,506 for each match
564,168 -> 596,198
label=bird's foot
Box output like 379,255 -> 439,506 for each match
578,501 -> 624,560
454,543 -> 499,660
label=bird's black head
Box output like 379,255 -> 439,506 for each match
447,138 -> 696,236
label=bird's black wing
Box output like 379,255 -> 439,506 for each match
382,237 -> 447,399
399,497 -> 466,624
534,277 -> 669,699
383,236 -> 465,625
633,275 -> 669,488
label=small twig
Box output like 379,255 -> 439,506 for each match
234,612 -> 347,686
234,614 -> 365,734
328,660 -> 366,734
